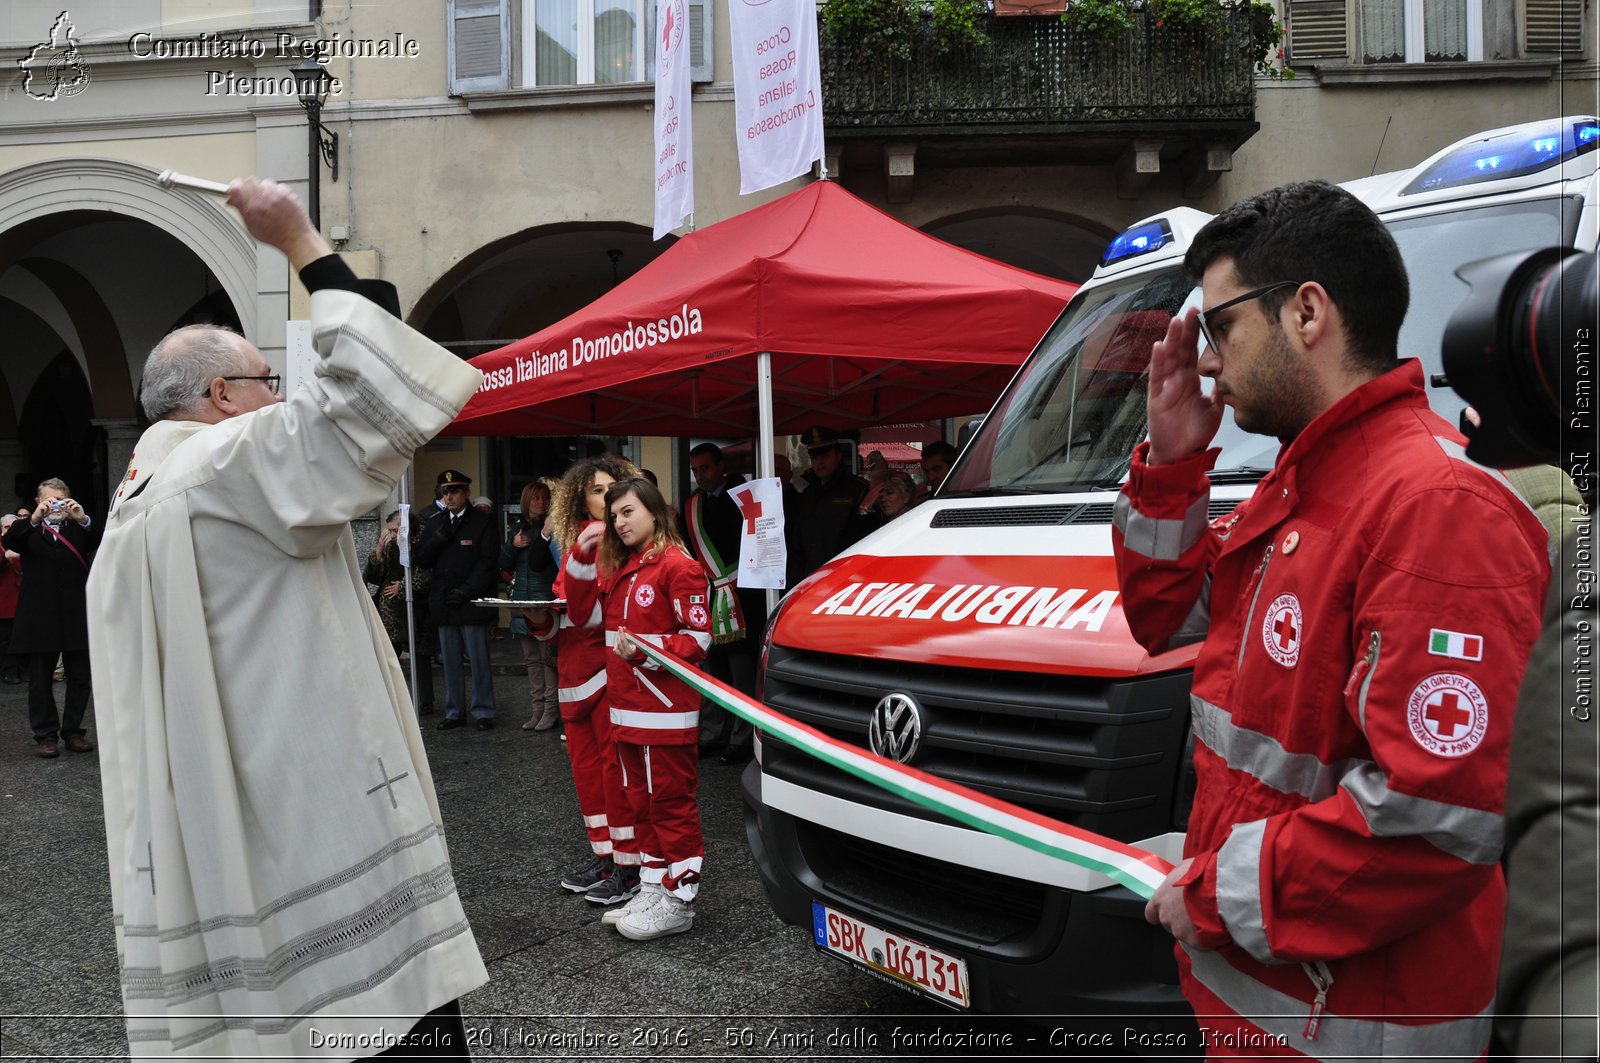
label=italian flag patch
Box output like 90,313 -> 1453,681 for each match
1429,628 -> 1483,662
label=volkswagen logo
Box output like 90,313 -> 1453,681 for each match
868,692 -> 925,764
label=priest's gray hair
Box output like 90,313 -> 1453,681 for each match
140,324 -> 250,421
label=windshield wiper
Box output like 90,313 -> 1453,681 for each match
1205,467 -> 1273,484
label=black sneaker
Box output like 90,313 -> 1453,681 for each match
560,855 -> 611,893
584,867 -> 640,906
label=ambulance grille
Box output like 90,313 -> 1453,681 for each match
929,499 -> 1238,528
759,646 -> 1194,842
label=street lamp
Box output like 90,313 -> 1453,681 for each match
291,58 -> 339,230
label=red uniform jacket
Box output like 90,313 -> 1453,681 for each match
531,526 -> 609,716
1112,362 -> 1547,1059
567,538 -> 712,745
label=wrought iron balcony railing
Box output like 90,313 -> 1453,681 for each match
821,8 -> 1258,135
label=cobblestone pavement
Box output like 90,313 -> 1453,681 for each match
1,641 -> 1029,1062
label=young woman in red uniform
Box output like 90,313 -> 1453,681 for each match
566,476 -> 712,940
523,455 -> 643,906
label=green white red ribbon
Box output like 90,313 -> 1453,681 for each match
634,641 -> 1175,898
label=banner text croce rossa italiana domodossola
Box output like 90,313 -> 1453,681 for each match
476,305 -> 705,393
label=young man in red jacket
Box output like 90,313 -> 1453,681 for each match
1114,180 -> 1547,1059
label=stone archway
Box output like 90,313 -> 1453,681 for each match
0,157 -> 256,337
0,158 -> 257,515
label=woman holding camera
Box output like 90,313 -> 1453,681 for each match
4,478 -> 94,758
501,480 -> 559,731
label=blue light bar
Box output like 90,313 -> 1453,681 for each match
1402,118 -> 1600,195
1101,219 -> 1175,267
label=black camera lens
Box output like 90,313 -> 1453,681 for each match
1443,248 -> 1597,470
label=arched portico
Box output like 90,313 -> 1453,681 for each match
0,158 -> 257,515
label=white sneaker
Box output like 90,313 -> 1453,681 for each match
602,882 -> 663,927
616,892 -> 695,940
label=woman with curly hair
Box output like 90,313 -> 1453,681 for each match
522,454 -> 642,906
564,476 -> 711,939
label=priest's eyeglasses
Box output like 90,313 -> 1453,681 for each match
208,374 -> 282,396
1197,282 -> 1301,352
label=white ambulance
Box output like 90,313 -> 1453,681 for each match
743,116 -> 1600,1021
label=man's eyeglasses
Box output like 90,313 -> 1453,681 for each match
1197,282 -> 1302,352
441,486 -> 470,495
206,374 -> 282,396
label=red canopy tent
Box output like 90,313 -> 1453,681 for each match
444,181 -> 1076,440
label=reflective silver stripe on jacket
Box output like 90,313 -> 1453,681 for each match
565,554 -> 597,581
1113,492 -> 1211,561
1181,945 -> 1492,1061
1340,762 -> 1503,864
611,707 -> 699,730
558,669 -> 606,704
1191,696 -> 1367,802
1198,694 -> 1505,863
1215,818 -> 1275,963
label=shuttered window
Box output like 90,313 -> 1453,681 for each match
1523,0 -> 1584,54
1286,0 -> 1348,61
450,0 -> 511,93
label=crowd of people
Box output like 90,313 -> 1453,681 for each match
16,175 -> 1586,1060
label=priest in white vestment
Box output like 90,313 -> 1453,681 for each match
87,178 -> 488,1059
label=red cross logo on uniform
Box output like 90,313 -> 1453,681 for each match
1423,691 -> 1472,739
1260,593 -> 1302,668
1273,611 -> 1298,651
1407,673 -> 1489,758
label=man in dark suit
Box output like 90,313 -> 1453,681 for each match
683,443 -> 769,763
3,477 -> 95,757
414,469 -> 499,730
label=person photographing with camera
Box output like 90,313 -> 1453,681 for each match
1114,180 -> 1548,1058
1441,246 -> 1598,1062
5,478 -> 94,758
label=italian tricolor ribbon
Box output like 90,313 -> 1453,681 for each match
632,639 -> 1175,898
684,491 -> 746,645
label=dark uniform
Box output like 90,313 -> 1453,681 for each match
786,427 -> 869,586
414,470 -> 500,726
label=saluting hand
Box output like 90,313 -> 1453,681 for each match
1145,308 -> 1223,466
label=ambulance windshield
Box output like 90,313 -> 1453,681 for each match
945,267 -> 1275,495
943,194 -> 1579,498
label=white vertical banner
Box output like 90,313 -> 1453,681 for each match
653,0 -> 694,240
729,0 -> 824,195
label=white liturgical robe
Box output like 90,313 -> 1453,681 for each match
88,288 -> 489,1058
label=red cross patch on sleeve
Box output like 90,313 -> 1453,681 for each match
1407,673 -> 1489,758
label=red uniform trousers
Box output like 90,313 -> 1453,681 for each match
615,740 -> 703,901
555,623 -> 635,868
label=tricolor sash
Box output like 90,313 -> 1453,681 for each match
685,490 -> 746,645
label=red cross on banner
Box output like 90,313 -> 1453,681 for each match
735,495 -> 764,535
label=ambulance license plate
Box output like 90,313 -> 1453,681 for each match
811,901 -> 970,1009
